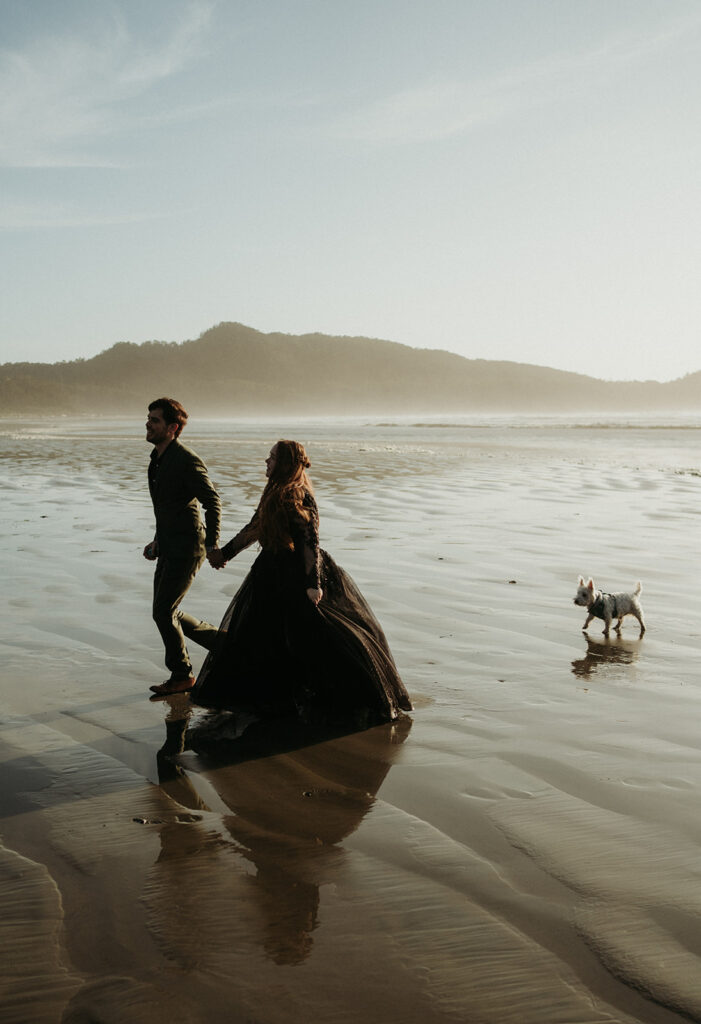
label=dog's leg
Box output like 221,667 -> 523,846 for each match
583,613 -> 594,632
633,610 -> 646,636
603,616 -> 612,637
614,616 -> 623,634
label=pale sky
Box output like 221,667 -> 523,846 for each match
2,0 -> 700,381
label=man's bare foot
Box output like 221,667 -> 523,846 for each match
149,676 -> 196,695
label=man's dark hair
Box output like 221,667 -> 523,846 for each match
149,398 -> 188,438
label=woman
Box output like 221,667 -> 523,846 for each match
188,440 -> 412,726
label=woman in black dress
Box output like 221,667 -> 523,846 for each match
187,440 -> 412,726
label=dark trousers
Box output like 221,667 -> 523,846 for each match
178,611 -> 220,651
152,552 -> 204,679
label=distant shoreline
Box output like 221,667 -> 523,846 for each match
2,321 -> 700,417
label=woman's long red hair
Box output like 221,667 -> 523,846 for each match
257,440 -> 313,550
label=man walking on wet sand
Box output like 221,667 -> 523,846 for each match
143,398 -> 221,696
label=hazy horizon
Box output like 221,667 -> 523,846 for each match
3,1 -> 701,382
4,319 -> 701,421
2,320 -> 701,387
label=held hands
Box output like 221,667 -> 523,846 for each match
207,546 -> 228,570
144,540 -> 227,568
306,587 -> 323,606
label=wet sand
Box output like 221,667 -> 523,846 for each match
2,415 -> 701,1023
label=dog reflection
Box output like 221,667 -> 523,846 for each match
571,636 -> 640,679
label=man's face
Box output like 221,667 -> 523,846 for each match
146,407 -> 177,446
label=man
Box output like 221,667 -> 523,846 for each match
143,398 -> 221,695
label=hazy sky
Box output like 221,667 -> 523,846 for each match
2,0 -> 700,381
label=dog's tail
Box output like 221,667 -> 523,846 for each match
634,581 -> 642,595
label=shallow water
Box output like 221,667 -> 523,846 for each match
1,414 -> 701,1023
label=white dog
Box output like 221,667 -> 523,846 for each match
573,577 -> 646,637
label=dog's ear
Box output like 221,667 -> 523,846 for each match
578,575 -> 584,585
587,578 -> 594,590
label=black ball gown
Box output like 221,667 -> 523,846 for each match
190,491 -> 412,726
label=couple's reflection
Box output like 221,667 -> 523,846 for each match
154,699 -> 411,965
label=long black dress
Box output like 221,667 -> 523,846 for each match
191,490 -> 412,726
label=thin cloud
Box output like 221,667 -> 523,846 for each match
334,13 -> 701,144
0,0 -> 214,168
0,198 -> 175,230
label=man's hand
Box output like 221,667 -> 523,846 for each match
306,587 -> 323,606
207,546 -> 228,570
143,541 -> 158,561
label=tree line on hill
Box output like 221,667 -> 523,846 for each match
1,321 -> 699,416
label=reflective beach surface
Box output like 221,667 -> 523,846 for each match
1,414 -> 701,1023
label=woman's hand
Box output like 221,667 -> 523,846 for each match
207,547 -> 228,570
306,587 -> 323,606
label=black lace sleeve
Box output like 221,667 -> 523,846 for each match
288,492 -> 321,590
220,509 -> 260,561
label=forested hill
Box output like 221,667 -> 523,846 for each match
1,321 -> 700,416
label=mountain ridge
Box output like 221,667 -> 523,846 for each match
1,321 -> 699,415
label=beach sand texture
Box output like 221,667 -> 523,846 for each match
2,415 -> 701,1024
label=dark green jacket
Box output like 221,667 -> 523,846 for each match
148,439 -> 221,558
